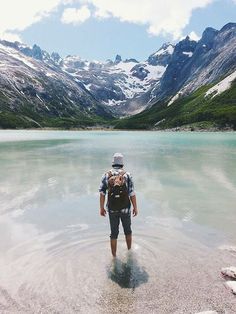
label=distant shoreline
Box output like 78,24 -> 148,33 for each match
0,126 -> 235,132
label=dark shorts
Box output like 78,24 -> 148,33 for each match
108,212 -> 132,239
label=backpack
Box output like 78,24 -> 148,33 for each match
107,170 -> 130,211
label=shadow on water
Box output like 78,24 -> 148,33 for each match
107,251 -> 149,290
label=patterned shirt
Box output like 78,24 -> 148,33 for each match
99,167 -> 135,213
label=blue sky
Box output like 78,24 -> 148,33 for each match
0,0 -> 235,61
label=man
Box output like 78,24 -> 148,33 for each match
99,153 -> 138,257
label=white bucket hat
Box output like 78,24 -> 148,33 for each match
112,153 -> 124,166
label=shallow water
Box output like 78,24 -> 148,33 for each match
0,130 -> 236,313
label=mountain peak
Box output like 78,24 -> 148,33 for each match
220,22 -> 236,32
147,43 -> 174,66
202,27 -> 218,38
114,54 -> 122,64
159,42 -> 173,50
51,52 -> 61,64
124,58 -> 139,63
32,44 -> 43,60
180,35 -> 197,44
156,42 -> 174,54
175,36 -> 197,53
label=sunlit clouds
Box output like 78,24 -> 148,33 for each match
79,0 -> 214,39
0,0 -> 235,46
61,5 -> 91,25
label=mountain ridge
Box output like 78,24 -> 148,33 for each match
113,69 -> 236,130
0,41 -> 113,129
0,22 -> 235,129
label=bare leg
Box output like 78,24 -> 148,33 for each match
110,239 -> 117,257
125,234 -> 132,250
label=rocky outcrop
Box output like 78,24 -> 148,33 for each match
147,43 -> 174,66
150,23 -> 236,104
0,42 -> 112,127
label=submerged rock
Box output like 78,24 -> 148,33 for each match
225,281 -> 236,295
221,266 -> 236,279
221,266 -> 236,296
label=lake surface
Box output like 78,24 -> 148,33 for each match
0,130 -> 236,313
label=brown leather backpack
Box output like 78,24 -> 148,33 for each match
107,170 -> 130,211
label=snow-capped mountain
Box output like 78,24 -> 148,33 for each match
0,40 -> 111,128
151,23 -> 236,105
147,43 -> 174,66
0,39 -> 174,116
59,43 -> 174,115
0,22 -> 235,129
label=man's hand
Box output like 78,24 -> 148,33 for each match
100,208 -> 107,217
132,208 -> 138,217
100,194 -> 106,216
130,195 -> 138,217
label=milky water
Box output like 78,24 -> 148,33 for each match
0,130 -> 236,313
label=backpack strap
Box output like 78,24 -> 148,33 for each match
106,170 -> 112,178
119,170 -> 126,176
107,169 -> 125,177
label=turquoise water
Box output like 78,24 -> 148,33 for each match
1,130 -> 236,239
0,130 -> 236,313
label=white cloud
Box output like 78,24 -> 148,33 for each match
0,0 -> 68,41
0,0 -> 235,43
0,31 -> 22,42
180,30 -> 200,41
189,31 -> 200,41
82,0 -> 215,39
61,6 -> 91,24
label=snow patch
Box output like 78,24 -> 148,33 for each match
45,72 -> 56,77
205,71 -> 236,98
183,51 -> 193,57
84,83 -> 92,91
154,119 -> 165,126
114,61 -> 137,73
145,64 -> 166,80
153,45 -> 174,56
36,94 -> 43,102
106,99 -> 125,106
167,91 -> 183,106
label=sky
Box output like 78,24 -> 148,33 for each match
0,0 -> 235,61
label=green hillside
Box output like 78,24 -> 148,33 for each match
0,91 -> 113,129
114,79 -> 236,130
1,80 -> 236,130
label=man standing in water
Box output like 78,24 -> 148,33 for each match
99,153 -> 138,257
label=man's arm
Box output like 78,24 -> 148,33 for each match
127,172 -> 138,217
99,173 -> 107,216
130,195 -> 138,216
100,193 -> 106,216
